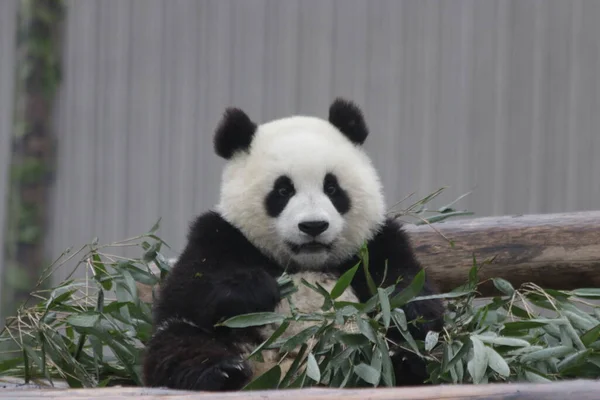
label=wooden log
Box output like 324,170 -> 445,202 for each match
2,379 -> 600,399
137,211 -> 600,301
404,210 -> 600,296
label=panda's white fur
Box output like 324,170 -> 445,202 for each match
216,116 -> 386,270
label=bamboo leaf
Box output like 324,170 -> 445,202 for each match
390,270 -> 425,309
306,353 -> 321,383
331,264 -> 359,300
354,363 -> 380,386
486,347 -> 510,377
467,336 -> 488,384
492,278 -> 515,296
243,365 -> 281,390
218,312 -> 285,328
581,324 -> 600,347
425,331 -> 440,352
377,288 -> 391,329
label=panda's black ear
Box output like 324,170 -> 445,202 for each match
213,108 -> 257,159
328,98 -> 369,145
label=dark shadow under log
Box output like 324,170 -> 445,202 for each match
404,210 -> 600,297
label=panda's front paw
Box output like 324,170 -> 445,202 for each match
192,357 -> 253,391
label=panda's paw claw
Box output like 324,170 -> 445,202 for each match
196,357 -> 252,391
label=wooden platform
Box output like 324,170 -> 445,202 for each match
1,380 -> 599,400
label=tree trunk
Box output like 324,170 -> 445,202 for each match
404,210 -> 600,296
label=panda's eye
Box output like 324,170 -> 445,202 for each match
325,185 -> 337,195
278,186 -> 294,197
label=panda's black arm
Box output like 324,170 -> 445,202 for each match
351,218 -> 445,339
153,261 -> 281,330
144,212 -> 282,391
152,211 -> 282,329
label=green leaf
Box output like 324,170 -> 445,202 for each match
378,288 -> 391,329
563,310 -> 597,331
580,324 -> 600,347
557,348 -> 593,372
370,347 -> 383,384
569,288 -> 600,299
67,312 -> 100,329
391,308 -> 408,331
505,345 -> 544,357
492,278 -> 514,295
357,317 -> 377,343
468,260 -> 479,285
249,321 -> 290,359
300,279 -> 333,311
280,325 -> 320,353
503,320 -> 555,331
243,365 -> 281,390
408,291 -> 472,302
425,331 -> 439,352
359,245 -> 378,296
45,288 -> 77,310
376,335 -> 395,387
142,242 -> 161,263
419,211 -> 474,224
520,346 -> 574,363
452,342 -> 465,382
148,218 -> 162,234
524,370 -> 552,383
473,335 -> 530,347
91,253 -> 112,291
467,336 -> 488,384
279,343 -> 308,388
115,262 -> 159,286
486,347 -> 510,377
336,333 -> 370,348
354,363 -> 380,386
306,353 -> 321,383
563,321 -> 587,350
331,263 -> 359,299
218,312 -> 285,328
390,270 -> 425,309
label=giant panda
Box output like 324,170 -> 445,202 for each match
142,98 -> 445,391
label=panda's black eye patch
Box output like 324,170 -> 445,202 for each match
324,173 -> 351,214
265,175 -> 295,217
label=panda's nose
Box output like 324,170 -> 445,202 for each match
298,220 -> 329,237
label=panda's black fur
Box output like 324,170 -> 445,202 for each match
142,99 -> 446,391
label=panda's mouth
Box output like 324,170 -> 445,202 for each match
287,241 -> 332,254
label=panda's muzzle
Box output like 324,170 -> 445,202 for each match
286,240 -> 333,254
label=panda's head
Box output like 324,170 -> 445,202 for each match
214,98 -> 386,270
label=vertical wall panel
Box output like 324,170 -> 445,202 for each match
295,0 -> 335,115
0,0 -> 18,300
160,0 -> 201,253
263,0 -> 300,120
39,0 -> 600,281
